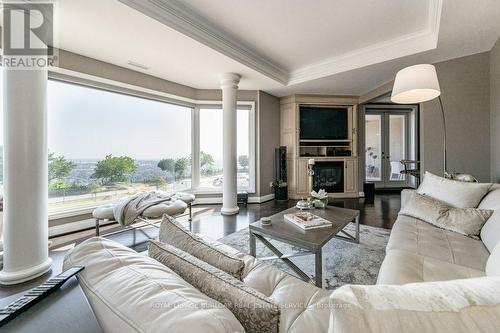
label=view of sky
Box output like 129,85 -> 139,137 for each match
0,78 -> 249,164
45,80 -> 249,162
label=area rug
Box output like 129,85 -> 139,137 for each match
219,223 -> 390,290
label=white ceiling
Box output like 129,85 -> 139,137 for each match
53,0 -> 500,97
180,0 -> 430,70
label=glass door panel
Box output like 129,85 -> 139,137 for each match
388,114 -> 407,182
365,114 -> 382,182
365,111 -> 412,188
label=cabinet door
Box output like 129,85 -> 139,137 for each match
345,159 -> 358,193
296,159 -> 309,195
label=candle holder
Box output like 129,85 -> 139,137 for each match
307,159 -> 315,193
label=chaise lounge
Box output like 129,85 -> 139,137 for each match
92,191 -> 195,236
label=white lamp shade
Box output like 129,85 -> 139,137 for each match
391,64 -> 441,104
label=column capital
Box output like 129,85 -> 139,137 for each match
219,73 -> 241,89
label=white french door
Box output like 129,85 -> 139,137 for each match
365,108 -> 415,188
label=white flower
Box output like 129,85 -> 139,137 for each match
311,189 -> 328,199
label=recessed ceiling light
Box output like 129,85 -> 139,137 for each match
127,61 -> 150,70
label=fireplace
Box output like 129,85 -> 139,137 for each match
313,161 -> 344,193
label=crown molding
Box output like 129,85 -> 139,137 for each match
118,0 -> 288,85
288,0 -> 442,86
288,29 -> 438,86
119,0 -> 442,88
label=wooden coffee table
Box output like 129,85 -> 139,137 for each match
249,206 -> 360,288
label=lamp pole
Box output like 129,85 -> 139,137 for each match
437,96 -> 448,176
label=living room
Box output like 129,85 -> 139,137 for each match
0,0 -> 499,332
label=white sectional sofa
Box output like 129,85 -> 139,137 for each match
64,177 -> 500,333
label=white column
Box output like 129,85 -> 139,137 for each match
0,68 -> 52,285
220,73 -> 241,215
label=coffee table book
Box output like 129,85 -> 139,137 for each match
284,212 -> 332,230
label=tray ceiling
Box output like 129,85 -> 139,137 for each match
53,0 -> 500,96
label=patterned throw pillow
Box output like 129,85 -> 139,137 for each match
149,240 -> 280,333
159,215 -> 245,280
400,193 -> 493,238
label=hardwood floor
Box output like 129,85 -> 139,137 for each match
0,191 -> 401,299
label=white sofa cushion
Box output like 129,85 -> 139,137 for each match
377,249 -> 485,285
480,210 -> 500,252
159,215 -> 245,279
486,243 -> 500,276
330,276 -> 500,333
400,193 -> 492,238
387,215 -> 490,271
478,184 -> 500,210
149,240 -> 281,333
479,185 -> 500,252
417,172 -> 492,208
63,237 -> 244,333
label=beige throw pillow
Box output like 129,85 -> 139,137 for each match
159,215 -> 245,280
400,193 -> 492,238
149,240 -> 280,333
417,171 -> 492,208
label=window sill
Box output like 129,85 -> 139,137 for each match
48,189 -> 256,220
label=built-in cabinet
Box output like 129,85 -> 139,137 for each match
280,95 -> 360,199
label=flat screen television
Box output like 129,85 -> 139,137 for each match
300,106 -> 349,140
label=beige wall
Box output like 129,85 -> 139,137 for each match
491,38 -> 500,182
258,91 -> 281,196
421,52 -> 491,181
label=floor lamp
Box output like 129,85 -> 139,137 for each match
390,64 -> 448,176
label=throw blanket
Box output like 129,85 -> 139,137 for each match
113,191 -> 174,226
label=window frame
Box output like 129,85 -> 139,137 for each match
193,102 -> 256,194
46,74 -> 256,213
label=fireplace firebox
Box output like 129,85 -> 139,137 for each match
313,161 -> 344,193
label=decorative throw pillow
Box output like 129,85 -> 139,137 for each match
149,240 -> 280,333
417,171 -> 492,208
159,215 -> 245,280
400,193 -> 493,238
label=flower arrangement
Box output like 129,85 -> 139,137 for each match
310,189 -> 328,208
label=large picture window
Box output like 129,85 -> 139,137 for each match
198,107 -> 252,191
47,79 -> 255,214
48,80 -> 192,213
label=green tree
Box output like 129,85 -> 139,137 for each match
157,158 -> 175,172
91,155 -> 137,185
48,152 -> 75,183
200,151 -> 214,168
174,157 -> 190,179
238,155 -> 249,170
48,179 -> 72,202
89,181 -> 102,201
148,173 -> 167,190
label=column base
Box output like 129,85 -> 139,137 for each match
221,206 -> 240,215
0,257 -> 53,285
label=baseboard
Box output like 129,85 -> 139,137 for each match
49,219 -> 115,238
249,193 -> 275,203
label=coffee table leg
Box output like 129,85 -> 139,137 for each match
355,215 -> 360,244
249,232 -> 256,257
315,250 -> 322,288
